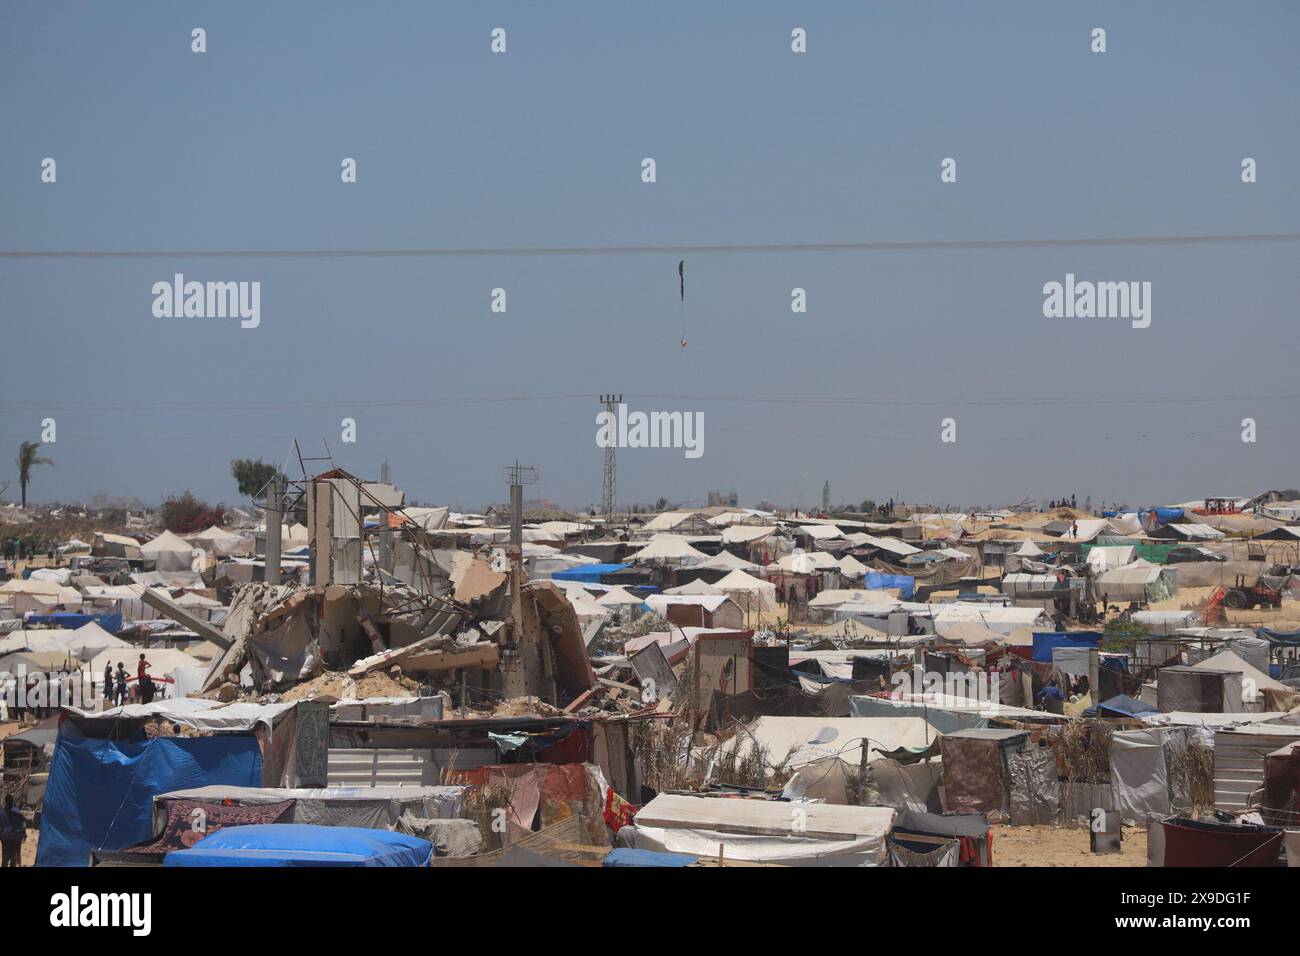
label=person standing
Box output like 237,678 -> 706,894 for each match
137,653 -> 154,705
114,662 -> 129,706
103,662 -> 115,708
1,796 -> 25,867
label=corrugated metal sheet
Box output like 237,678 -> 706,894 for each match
1213,727 -> 1300,813
327,748 -> 437,788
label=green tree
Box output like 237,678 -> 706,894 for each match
230,458 -> 285,499
16,441 -> 53,509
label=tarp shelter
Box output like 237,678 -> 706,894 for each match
163,824 -> 433,867
1096,560 -> 1172,604
1032,631 -> 1102,664
37,734 -> 263,866
938,728 -> 1031,820
621,794 -> 895,866
156,784 -> 464,831
865,572 -> 915,599
602,847 -> 697,868
891,808 -> 992,867
1191,649 -> 1291,711
1085,694 -> 1159,719
1108,727 -> 1190,825
719,715 -> 939,771
141,530 -> 200,572
1156,666 -> 1243,714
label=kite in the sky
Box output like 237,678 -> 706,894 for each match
678,259 -> 687,347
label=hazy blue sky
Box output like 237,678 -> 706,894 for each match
2,1 -> 1297,513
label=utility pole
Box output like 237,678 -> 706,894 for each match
600,393 -> 622,523
378,459 -> 393,574
502,462 -> 542,700
265,474 -> 283,585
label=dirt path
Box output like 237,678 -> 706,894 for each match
991,824 -> 1147,866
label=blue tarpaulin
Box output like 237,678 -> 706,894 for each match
1032,631 -> 1103,663
37,734 -> 262,867
603,847 -> 698,868
164,824 -> 433,867
550,563 -> 630,583
25,612 -> 122,633
1084,694 -> 1159,719
865,572 -> 915,599
1258,626 -> 1300,647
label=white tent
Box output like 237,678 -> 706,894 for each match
1191,649 -> 1290,711
1086,545 -> 1135,572
664,579 -> 725,596
852,534 -> 922,557
142,530 -> 199,571
696,549 -> 763,573
189,525 -> 254,557
721,525 -> 777,546
1013,539 -> 1045,557
596,586 -> 647,607
65,621 -> 130,660
837,554 -> 868,579
713,569 -> 778,613
767,551 -> 840,573
628,534 -> 709,566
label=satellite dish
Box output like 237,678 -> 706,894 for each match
806,726 -> 838,745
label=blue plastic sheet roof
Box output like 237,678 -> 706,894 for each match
603,847 -> 698,868
550,563 -> 630,582
163,824 -> 433,867
1031,631 -> 1103,663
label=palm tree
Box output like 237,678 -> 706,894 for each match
16,441 -> 53,509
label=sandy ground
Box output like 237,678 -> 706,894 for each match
991,824 -> 1146,866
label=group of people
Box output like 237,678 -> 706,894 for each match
101,653 -> 156,707
3,538 -> 54,569
1048,496 -> 1078,510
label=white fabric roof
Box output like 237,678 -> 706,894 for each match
697,549 -> 763,572
141,530 -> 194,555
713,569 -> 778,612
629,534 -> 709,565
664,579 -> 725,596
595,586 -> 647,606
721,715 -> 940,769
721,525 -> 778,545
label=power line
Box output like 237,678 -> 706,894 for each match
2,231 -> 1299,259
1,390 -> 1296,413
